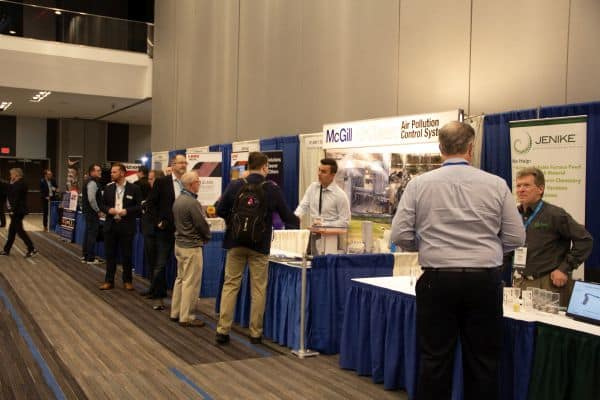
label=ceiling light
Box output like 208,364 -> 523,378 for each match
9,30 -> 16,35
54,10 -> 62,15
0,101 -> 13,111
29,90 -> 52,103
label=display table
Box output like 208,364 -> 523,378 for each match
339,276 -> 600,400
52,208 -> 225,298
215,253 -> 395,353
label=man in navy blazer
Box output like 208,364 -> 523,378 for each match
98,163 -> 142,290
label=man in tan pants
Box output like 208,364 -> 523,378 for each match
170,172 -> 211,327
216,152 -> 299,344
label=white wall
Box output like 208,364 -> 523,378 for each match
16,117 -> 47,159
152,0 -> 600,151
0,35 -> 152,99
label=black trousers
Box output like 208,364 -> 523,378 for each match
147,229 -> 173,298
41,198 -> 49,229
416,268 -> 503,400
4,213 -> 34,253
0,198 -> 6,227
103,222 -> 134,284
142,230 -> 157,281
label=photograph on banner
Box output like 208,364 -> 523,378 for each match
186,151 -> 222,207
151,151 -> 169,174
325,147 -> 442,242
230,152 -> 249,180
66,156 -> 82,191
510,116 -> 587,224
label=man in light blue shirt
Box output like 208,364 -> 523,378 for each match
392,121 -> 525,400
295,158 -> 351,228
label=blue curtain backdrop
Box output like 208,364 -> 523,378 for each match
482,102 -> 600,277
260,135 -> 300,210
481,109 -> 537,188
209,143 -> 233,193
168,149 -> 186,162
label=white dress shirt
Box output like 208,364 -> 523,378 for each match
172,174 -> 183,199
295,181 -> 351,228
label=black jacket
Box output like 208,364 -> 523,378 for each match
147,174 -> 176,233
217,173 -> 299,254
99,181 -> 142,233
7,179 -> 29,216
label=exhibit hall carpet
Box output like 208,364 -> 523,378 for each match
0,215 -> 404,400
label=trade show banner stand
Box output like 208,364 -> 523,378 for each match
322,110 -> 462,245
185,150 -> 222,207
510,116 -> 588,280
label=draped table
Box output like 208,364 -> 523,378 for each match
339,276 -> 600,400
215,253 -> 395,352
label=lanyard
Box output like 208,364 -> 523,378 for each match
443,161 -> 469,166
523,201 -> 543,229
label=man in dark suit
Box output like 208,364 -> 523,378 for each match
39,169 -> 58,230
98,163 -> 142,290
1,168 -> 38,257
144,155 -> 187,300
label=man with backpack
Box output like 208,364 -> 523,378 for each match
216,151 -> 299,344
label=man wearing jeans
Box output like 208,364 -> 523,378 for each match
170,172 -> 211,327
392,121 -> 525,400
82,164 -> 103,264
216,152 -> 299,344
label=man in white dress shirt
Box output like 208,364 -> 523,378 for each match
295,158 -> 351,228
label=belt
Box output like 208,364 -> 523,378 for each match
422,266 -> 502,273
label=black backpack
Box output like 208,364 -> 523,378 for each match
230,178 -> 268,245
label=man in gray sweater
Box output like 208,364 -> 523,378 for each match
170,172 -> 211,327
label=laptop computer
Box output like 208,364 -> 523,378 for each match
566,281 -> 600,326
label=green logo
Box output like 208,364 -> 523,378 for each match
513,131 -> 533,154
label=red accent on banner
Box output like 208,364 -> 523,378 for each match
1,147 -> 10,154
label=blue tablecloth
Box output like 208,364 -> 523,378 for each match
339,280 -> 536,400
215,253 -> 394,353
63,211 -> 225,298
49,201 -> 60,232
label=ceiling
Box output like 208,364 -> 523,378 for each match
0,86 -> 151,125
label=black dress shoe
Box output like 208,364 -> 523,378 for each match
169,317 -> 179,323
216,333 -> 230,344
249,336 -> 262,344
0,250 -> 9,256
25,249 -> 39,258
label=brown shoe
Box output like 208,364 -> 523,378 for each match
99,283 -> 114,290
179,319 -> 205,328
123,282 -> 134,291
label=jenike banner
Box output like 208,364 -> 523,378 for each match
322,110 -> 462,149
510,116 -> 587,225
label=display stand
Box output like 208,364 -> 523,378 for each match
291,252 -> 319,359
269,229 -> 318,359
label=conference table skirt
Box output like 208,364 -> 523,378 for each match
53,209 -> 225,298
215,253 -> 395,353
339,280 -> 538,400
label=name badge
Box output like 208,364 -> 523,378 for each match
513,246 -> 527,269
126,195 -> 133,199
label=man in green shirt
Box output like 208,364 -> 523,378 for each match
514,167 -> 593,306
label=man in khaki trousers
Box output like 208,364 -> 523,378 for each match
170,172 -> 211,327
215,152 -> 299,344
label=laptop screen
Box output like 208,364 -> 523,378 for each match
566,281 -> 600,325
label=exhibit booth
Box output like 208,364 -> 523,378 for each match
48,100 -> 600,400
